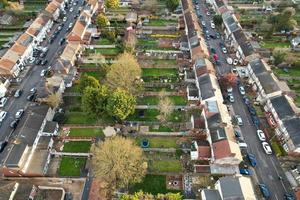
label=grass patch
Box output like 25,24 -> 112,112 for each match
142,68 -> 177,77
274,67 -> 300,77
149,125 -> 173,132
271,139 -> 287,157
82,71 -> 105,80
64,112 -> 97,125
127,109 -> 159,121
137,96 -> 187,105
69,128 -> 104,137
58,157 -> 86,177
145,19 -> 177,26
63,141 -> 91,153
96,38 -> 113,45
129,174 -> 180,194
135,137 -> 178,148
150,160 -> 182,173
87,48 -> 120,55
261,41 -> 290,49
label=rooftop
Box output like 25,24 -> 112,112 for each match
284,118 -> 300,148
198,74 -> 215,100
218,176 -> 243,199
202,189 -> 222,200
270,95 -> 295,120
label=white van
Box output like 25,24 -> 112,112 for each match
238,142 -> 248,149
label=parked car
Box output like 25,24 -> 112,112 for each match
0,140 -> 8,153
243,96 -> 251,105
231,67 -> 238,75
251,115 -> 260,127
69,7 -> 74,12
284,193 -> 296,200
10,119 -> 19,129
210,22 -> 215,29
30,87 -> 37,94
209,34 -> 217,39
41,59 -> 48,66
239,86 -> 246,95
211,48 -> 216,54
222,47 -> 227,54
40,69 -> 47,77
201,21 -> 206,26
14,89 -> 23,98
247,153 -> 257,167
259,184 -> 270,199
59,38 -> 66,45
257,130 -> 266,141
216,32 -> 221,38
35,58 -> 42,65
226,57 -> 233,65
63,16 -> 67,22
234,130 -> 241,137
228,94 -> 234,103
206,11 -> 210,16
262,142 -> 272,155
15,109 -> 24,119
215,60 -> 221,66
235,115 -> 243,126
247,106 -> 256,116
0,97 -> 8,108
27,93 -> 36,101
0,111 -> 7,122
233,59 -> 239,65
227,87 -> 233,94
240,168 -> 253,175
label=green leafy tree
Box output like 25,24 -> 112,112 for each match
81,86 -> 109,118
96,14 -> 109,28
213,15 -> 223,27
165,0 -> 179,11
106,88 -> 136,120
269,7 -> 297,31
79,74 -> 100,93
0,0 -> 8,8
105,0 -> 119,9
92,136 -> 147,199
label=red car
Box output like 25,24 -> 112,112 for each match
213,54 -> 219,61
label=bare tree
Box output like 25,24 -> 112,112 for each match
157,90 -> 174,123
41,92 -> 63,108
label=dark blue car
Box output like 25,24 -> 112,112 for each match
248,106 -> 257,116
240,168 -> 253,175
247,153 -> 257,167
259,184 -> 270,199
284,193 -> 295,200
251,115 -> 260,127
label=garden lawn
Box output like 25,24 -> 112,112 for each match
137,96 -> 187,105
96,38 -> 113,45
137,39 -> 158,46
88,48 -> 120,55
79,63 -> 98,69
63,141 -> 91,153
142,68 -> 177,77
127,109 -> 159,121
64,112 -> 98,125
69,128 -> 104,137
58,157 -> 86,176
261,41 -> 290,48
65,84 -> 80,93
274,67 -> 300,77
151,160 -> 182,173
135,137 -> 178,148
149,125 -> 173,132
146,19 -> 177,26
130,175 -> 181,194
82,71 -> 105,80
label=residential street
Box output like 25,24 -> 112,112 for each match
197,1 -> 293,199
0,1 -> 83,165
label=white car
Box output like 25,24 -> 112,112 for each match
0,97 -> 8,108
227,87 -> 233,94
40,69 -> 46,77
211,22 -> 215,29
68,22 -> 73,29
226,57 -> 233,65
0,111 -> 7,122
201,21 -> 206,26
241,69 -> 247,77
15,109 -> 24,119
228,94 -> 234,103
70,7 -> 74,12
239,86 -> 246,95
235,115 -> 243,126
233,59 -> 239,66
63,16 -> 67,22
262,142 -> 272,154
231,68 -> 238,75
257,130 -> 266,141
206,11 -> 210,16
222,47 -> 227,54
